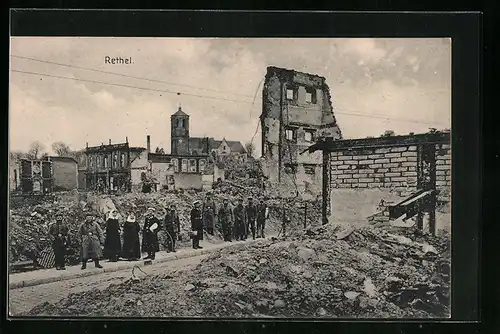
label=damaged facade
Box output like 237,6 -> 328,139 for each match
260,66 -> 342,197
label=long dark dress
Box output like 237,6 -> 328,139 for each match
103,218 -> 121,260
122,221 -> 141,260
142,216 -> 160,255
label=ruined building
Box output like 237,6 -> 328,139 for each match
260,66 -> 342,197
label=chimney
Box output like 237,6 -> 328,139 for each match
146,135 -> 151,153
126,136 -> 128,143
109,139 -> 111,145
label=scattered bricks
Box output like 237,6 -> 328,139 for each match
357,183 -> 368,188
391,167 -> 408,173
402,162 -> 417,167
402,151 -> 417,157
344,169 -> 357,174
383,163 -> 400,168
345,160 -> 359,165
436,180 -> 447,187
407,157 -> 418,162
330,156 -> 338,161
436,176 -> 446,181
442,144 -> 451,149
338,164 -> 350,170
360,169 -> 375,174
345,179 -> 357,183
385,182 -> 403,188
440,154 -> 451,160
331,170 -> 343,175
378,177 -> 386,183
446,175 -> 452,181
436,170 -> 446,176
370,173 -> 385,178
446,170 -> 451,175
391,157 -> 408,163
376,168 -> 389,173
338,156 -> 352,161
368,182 -> 384,188
374,148 -> 391,154
369,164 -> 382,169
331,160 -> 344,166
402,171 -> 418,177
359,178 -> 375,183
436,165 -> 449,171
408,146 -> 417,151
408,166 -> 417,171
359,159 -> 375,165
352,155 -> 369,160
352,173 -> 369,179
368,154 -> 384,159
374,158 -> 390,164
391,177 -> 408,182
446,159 -> 451,165
386,172 -> 401,177
330,151 -> 340,156
436,160 -> 446,165
407,177 -> 418,182
385,152 -> 402,158
338,174 -> 352,179
390,147 -> 408,153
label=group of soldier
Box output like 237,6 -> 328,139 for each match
47,192 -> 269,271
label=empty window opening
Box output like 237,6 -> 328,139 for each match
284,163 -> 298,174
181,159 -> 188,172
199,159 -> 206,172
171,158 -> 179,172
304,130 -> 315,142
305,87 -> 317,104
189,159 -> 197,173
286,88 -> 294,100
285,128 -> 296,141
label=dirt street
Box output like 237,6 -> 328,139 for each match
9,254 -> 208,315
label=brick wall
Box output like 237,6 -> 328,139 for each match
52,160 -> 78,190
330,140 -> 451,200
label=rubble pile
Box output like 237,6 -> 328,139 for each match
9,191 -> 94,266
26,223 -> 450,318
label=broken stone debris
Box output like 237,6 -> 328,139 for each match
26,222 -> 450,318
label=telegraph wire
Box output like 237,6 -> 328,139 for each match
11,69 -> 449,128
10,54 -> 257,99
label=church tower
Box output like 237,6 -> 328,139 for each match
171,106 -> 190,155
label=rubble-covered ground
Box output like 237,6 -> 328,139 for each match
26,223 -> 450,318
9,180 -> 321,270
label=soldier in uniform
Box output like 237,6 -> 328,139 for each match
79,211 -> 105,270
218,198 -> 233,242
233,198 -> 246,241
245,196 -> 258,240
142,208 -> 160,260
256,197 -> 269,238
190,201 -> 203,249
49,213 -> 70,270
202,192 -> 217,235
164,204 -> 181,252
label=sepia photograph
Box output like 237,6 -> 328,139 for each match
8,37 -> 451,318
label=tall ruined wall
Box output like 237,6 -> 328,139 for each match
261,67 -> 342,198
52,160 -> 78,190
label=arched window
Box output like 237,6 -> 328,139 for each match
199,159 -> 206,173
189,159 -> 197,173
181,159 -> 188,172
171,158 -> 179,173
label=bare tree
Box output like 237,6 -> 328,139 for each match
245,142 -> 255,157
155,147 -> 165,154
52,141 -> 72,157
380,130 -> 396,137
25,141 -> 47,160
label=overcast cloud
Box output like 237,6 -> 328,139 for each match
9,37 -> 451,156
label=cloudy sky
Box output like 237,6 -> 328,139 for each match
9,37 -> 450,156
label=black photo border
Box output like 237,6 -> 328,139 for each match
4,9 -> 483,334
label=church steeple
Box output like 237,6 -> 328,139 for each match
171,106 -> 190,155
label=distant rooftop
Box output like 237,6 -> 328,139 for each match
171,106 -> 189,117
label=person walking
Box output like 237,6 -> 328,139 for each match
245,196 -> 257,240
233,198 -> 246,241
164,204 -> 181,252
256,197 -> 269,238
48,213 -> 69,270
79,211 -> 105,270
142,208 -> 160,260
190,200 -> 203,249
103,210 -> 121,262
202,192 -> 217,235
218,198 -> 233,242
122,213 -> 141,261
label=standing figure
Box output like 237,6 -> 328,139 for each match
233,198 -> 247,241
256,197 -> 269,238
79,211 -> 105,270
142,208 -> 160,260
190,201 -> 203,249
218,198 -> 233,242
164,204 -> 181,252
245,197 -> 257,240
122,213 -> 141,261
103,210 -> 121,262
48,213 -> 69,270
202,192 -> 217,235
